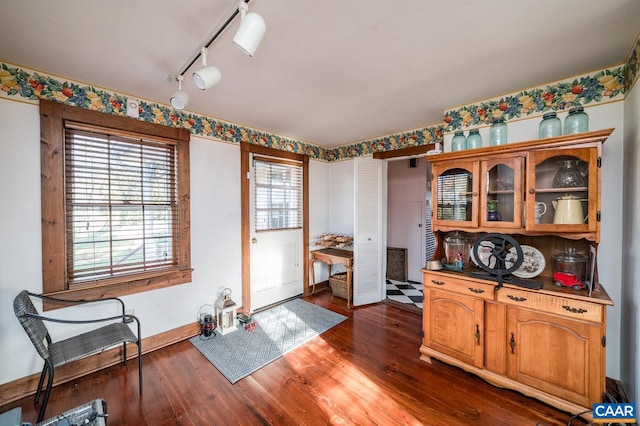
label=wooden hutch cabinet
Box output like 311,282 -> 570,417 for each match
421,129 -> 614,419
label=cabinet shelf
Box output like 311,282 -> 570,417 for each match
487,190 -> 515,195
535,187 -> 588,193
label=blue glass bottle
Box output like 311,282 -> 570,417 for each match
489,118 -> 507,146
564,106 -> 589,134
539,112 -> 562,138
466,129 -> 482,149
451,131 -> 466,151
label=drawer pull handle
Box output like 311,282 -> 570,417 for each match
475,324 -> 481,345
431,280 -> 445,286
562,305 -> 587,314
510,332 -> 516,354
468,287 -> 484,294
507,295 -> 527,302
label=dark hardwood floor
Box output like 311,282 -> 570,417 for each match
2,290 -> 586,425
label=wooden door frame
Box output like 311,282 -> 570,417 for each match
240,142 -> 309,312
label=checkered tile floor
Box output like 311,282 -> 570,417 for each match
386,279 -> 423,309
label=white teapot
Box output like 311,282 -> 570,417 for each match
552,194 -> 586,224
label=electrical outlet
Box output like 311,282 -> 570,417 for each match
124,309 -> 135,323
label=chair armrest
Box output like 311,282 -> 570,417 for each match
28,291 -> 127,315
23,312 -> 140,329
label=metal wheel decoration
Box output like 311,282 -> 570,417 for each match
472,233 -> 523,289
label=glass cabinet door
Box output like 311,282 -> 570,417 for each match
479,156 -> 523,228
432,161 -> 479,229
526,148 -> 598,232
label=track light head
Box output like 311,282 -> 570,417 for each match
233,2 -> 266,57
193,47 -> 222,90
170,75 -> 189,110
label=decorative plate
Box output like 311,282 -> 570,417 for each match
506,245 -> 545,278
470,241 -> 496,269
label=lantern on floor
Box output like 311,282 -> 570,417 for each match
215,288 -> 238,335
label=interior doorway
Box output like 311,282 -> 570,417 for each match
385,156 -> 435,309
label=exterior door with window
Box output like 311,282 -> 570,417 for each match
249,156 -> 303,310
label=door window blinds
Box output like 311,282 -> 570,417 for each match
253,157 -> 303,231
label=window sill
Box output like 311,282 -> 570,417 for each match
43,269 -> 193,311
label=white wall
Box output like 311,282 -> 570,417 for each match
0,97 -> 330,385
309,159 -> 356,281
309,159 -> 331,284
622,81 -> 640,400
0,99 -> 43,381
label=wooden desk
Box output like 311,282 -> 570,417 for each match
310,248 -> 353,308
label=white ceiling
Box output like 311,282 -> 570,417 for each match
1,0 -> 639,147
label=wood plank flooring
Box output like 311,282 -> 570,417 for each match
1,290 -> 586,425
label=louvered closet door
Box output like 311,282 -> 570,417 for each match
353,157 -> 384,306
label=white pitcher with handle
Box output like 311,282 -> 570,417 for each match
552,194 -> 585,224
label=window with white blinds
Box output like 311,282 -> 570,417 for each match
436,170 -> 472,220
65,125 -> 178,284
253,157 -> 303,231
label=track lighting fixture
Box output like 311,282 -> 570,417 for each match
193,47 -> 222,90
233,1 -> 266,57
169,0 -> 266,109
170,75 -> 189,110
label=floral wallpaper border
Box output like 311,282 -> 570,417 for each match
2,29 -> 639,163
325,125 -> 443,162
624,32 -> 640,93
0,61 -> 329,160
442,65 -> 626,133
442,31 -> 640,133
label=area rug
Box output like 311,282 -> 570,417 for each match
190,298 -> 347,383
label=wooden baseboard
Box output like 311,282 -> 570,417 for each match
0,321 -> 200,405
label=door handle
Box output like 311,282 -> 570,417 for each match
251,238 -> 258,244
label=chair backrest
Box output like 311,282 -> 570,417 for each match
13,291 -> 50,360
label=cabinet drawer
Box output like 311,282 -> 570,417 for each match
497,288 -> 603,322
423,273 -> 495,301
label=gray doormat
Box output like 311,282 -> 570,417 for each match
190,298 -> 347,383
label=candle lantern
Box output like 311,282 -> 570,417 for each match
215,288 -> 238,335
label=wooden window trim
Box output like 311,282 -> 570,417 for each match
40,100 -> 192,306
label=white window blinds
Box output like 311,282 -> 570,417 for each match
253,157 -> 303,231
65,125 -> 178,284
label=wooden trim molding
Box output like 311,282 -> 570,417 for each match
0,322 -> 200,406
373,143 -> 436,159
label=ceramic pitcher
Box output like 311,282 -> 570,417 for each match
552,195 -> 585,224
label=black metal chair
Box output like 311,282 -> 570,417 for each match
13,290 -> 142,423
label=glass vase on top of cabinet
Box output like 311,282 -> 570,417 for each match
422,128 -> 614,421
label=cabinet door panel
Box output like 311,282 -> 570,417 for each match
526,147 -> 599,233
480,156 -> 524,229
506,308 -> 603,407
432,161 -> 479,230
424,289 -> 484,368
